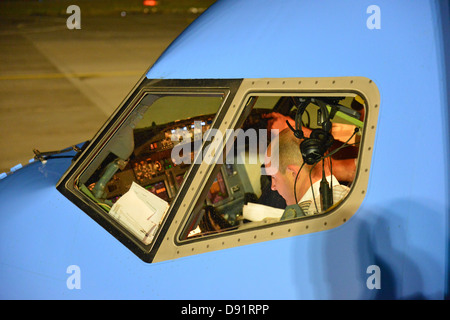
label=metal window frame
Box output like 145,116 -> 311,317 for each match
56,78 -> 243,262
57,77 -> 379,263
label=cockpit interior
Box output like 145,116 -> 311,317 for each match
74,92 -> 365,245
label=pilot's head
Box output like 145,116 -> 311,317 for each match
265,128 -> 325,205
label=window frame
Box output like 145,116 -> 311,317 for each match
57,77 -> 379,263
56,78 -> 243,262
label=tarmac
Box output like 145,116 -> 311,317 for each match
0,11 -> 196,174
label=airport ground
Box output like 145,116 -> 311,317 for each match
0,1 -> 212,174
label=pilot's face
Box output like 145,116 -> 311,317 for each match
270,169 -> 296,205
265,144 -> 296,205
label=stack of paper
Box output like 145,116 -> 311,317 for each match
109,182 -> 169,245
242,202 -> 284,222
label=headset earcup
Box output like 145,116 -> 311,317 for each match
310,129 -> 334,150
300,138 -> 323,165
300,129 -> 334,165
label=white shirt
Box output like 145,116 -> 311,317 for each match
298,175 -> 350,216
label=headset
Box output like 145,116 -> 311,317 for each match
287,97 -> 361,213
287,97 -> 334,165
286,97 -> 336,212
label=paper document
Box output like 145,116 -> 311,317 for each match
109,182 -> 169,245
242,202 -> 284,222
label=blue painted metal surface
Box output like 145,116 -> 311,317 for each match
1,0 -> 448,299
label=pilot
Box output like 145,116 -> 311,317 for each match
264,128 -> 350,217
262,111 -> 357,183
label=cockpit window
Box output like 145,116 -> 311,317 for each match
179,94 -> 365,240
57,77 -> 379,263
63,88 -> 229,248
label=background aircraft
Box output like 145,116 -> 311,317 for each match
0,0 -> 448,300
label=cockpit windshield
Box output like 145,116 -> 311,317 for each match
56,77 -> 376,263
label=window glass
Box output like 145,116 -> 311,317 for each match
75,94 -> 224,245
180,94 -> 365,240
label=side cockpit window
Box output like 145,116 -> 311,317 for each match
180,94 -> 365,240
